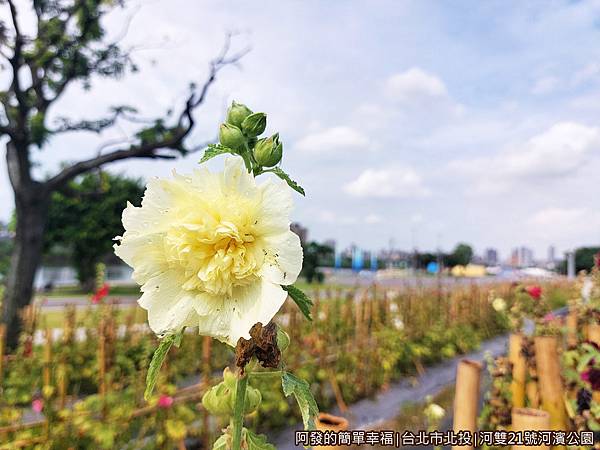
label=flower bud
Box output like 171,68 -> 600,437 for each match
241,113 -> 267,138
243,385 -> 262,414
219,123 -> 246,151
201,368 -> 262,416
253,134 -> 282,167
276,327 -> 290,352
226,101 -> 253,128
201,379 -> 234,416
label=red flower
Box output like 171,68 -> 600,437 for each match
525,285 -> 542,300
157,394 -> 174,409
91,283 -> 110,304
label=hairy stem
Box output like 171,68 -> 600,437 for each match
231,370 -> 248,450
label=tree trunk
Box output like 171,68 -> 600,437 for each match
2,189 -> 49,349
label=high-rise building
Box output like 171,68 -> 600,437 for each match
511,246 -> 534,267
290,222 -> 308,245
484,248 -> 498,266
547,245 -> 556,263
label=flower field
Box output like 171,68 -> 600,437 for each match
477,269 -> 600,448
0,280 -> 572,449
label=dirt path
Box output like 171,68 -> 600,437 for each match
273,333 -> 508,450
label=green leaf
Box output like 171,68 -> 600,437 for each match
144,330 -> 183,400
270,167 -> 305,196
200,143 -> 238,163
282,285 -> 313,321
281,372 -> 319,430
577,352 -> 596,373
212,433 -> 230,450
244,429 -> 276,450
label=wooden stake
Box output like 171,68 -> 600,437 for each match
0,324 -> 5,387
534,336 -> 568,433
315,413 -> 349,450
526,381 -> 540,409
509,334 -> 527,408
587,323 -> 600,346
98,318 -> 107,397
452,359 -> 482,450
511,408 -> 550,450
565,309 -> 578,348
43,327 -> 53,389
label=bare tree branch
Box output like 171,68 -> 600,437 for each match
6,0 -> 28,127
45,35 -> 248,190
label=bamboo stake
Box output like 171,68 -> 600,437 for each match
315,413 -> 349,450
98,318 -> 107,397
0,324 -> 5,387
509,334 -> 527,408
43,327 -> 53,389
534,336 -> 568,434
566,309 -> 578,348
354,297 -> 363,342
587,323 -> 600,346
511,408 -> 550,450
452,359 -> 482,450
526,381 -> 540,408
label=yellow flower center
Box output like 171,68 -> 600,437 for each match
163,219 -> 263,296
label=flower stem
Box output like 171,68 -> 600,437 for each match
231,370 -> 248,450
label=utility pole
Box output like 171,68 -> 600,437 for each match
566,250 -> 576,279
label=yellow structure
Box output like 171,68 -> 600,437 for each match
451,264 -> 486,277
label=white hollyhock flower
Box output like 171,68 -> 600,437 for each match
424,403 -> 445,422
492,297 -> 506,312
114,157 -> 303,346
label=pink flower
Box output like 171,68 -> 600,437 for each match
32,399 -> 44,413
91,283 -> 110,304
525,285 -> 542,300
157,394 -> 174,409
543,312 -> 557,323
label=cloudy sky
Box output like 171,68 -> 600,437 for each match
2,0 -> 600,260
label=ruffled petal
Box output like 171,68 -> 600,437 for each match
114,234 -> 168,285
256,177 -> 294,235
139,271 -> 198,335
195,279 -> 288,346
260,231 -> 303,285
221,157 -> 256,197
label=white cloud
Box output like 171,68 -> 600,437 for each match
316,210 -> 358,225
526,207 -> 600,246
572,62 -> 600,86
344,167 -> 430,198
531,76 -> 559,95
295,126 -> 369,153
386,67 -> 447,101
450,121 -> 600,193
364,214 -> 383,224
503,122 -> 599,177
